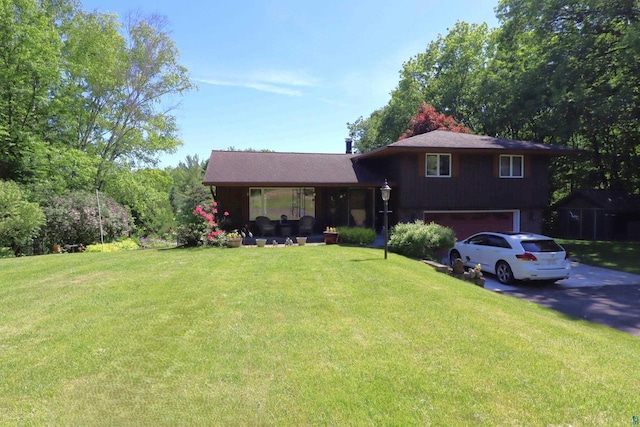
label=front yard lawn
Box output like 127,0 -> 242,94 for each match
559,239 -> 640,275
1,246 -> 640,425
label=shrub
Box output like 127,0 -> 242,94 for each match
85,239 -> 140,252
388,220 -> 456,260
41,191 -> 131,249
0,181 -> 45,256
175,187 -> 210,247
177,200 -> 232,247
336,227 -> 377,245
0,247 -> 15,258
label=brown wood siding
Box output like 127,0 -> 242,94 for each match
424,211 -> 514,239
215,186 -> 248,230
398,153 -> 550,210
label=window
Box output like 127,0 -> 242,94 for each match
487,235 -> 511,249
425,153 -> 451,177
468,234 -> 489,245
249,187 -> 315,220
521,240 -> 563,253
500,155 -> 523,178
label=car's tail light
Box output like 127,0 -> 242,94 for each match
564,251 -> 570,259
516,252 -> 537,261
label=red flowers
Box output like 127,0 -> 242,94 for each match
193,202 -> 229,241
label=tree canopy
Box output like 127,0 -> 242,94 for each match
0,0 -> 194,192
0,0 -> 196,245
400,103 -> 470,139
349,1 -> 640,198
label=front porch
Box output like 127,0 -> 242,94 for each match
234,232 -> 386,248
215,185 -> 394,237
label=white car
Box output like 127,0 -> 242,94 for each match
449,232 -> 571,285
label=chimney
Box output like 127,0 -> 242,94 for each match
345,137 -> 353,154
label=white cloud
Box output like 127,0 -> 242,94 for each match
194,68 -> 317,97
196,77 -> 303,96
244,82 -> 303,97
247,69 -> 319,87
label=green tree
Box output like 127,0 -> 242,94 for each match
166,154 -> 209,218
493,0 -> 640,196
350,22 -> 493,153
104,167 -> 174,235
350,2 -> 640,196
56,11 -> 195,190
400,22 -> 493,132
0,180 -> 45,256
91,13 -> 194,190
0,0 -> 63,182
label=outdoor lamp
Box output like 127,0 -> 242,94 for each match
381,180 -> 391,259
381,180 -> 391,202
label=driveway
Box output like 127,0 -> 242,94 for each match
484,262 -> 640,337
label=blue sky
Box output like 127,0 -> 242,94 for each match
80,0 -> 499,166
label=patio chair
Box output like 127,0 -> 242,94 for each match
298,215 -> 315,235
255,216 -> 276,236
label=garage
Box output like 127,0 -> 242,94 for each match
423,210 -> 518,240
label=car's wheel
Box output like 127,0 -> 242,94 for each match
449,250 -> 461,267
495,261 -> 514,285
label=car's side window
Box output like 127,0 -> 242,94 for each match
488,236 -> 511,248
468,234 -> 488,245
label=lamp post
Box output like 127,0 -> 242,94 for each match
380,180 -> 391,259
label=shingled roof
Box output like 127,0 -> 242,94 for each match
354,130 -> 578,159
203,150 -> 383,186
555,189 -> 640,211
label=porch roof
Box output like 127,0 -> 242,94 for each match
354,130 -> 579,159
203,150 -> 384,187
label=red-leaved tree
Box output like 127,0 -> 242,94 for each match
400,102 -> 470,139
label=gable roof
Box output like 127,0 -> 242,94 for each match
203,150 -> 383,186
555,189 -> 640,211
354,130 -> 578,160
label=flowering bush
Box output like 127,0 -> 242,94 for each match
41,191 -> 131,250
185,201 -> 231,246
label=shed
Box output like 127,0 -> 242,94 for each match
554,189 -> 640,241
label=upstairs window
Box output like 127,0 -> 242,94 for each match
500,155 -> 523,178
425,153 -> 451,177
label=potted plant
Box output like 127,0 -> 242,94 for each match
323,227 -> 339,245
296,236 -> 307,246
256,238 -> 267,247
226,231 -> 243,248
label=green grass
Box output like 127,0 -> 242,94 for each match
559,239 -> 640,275
2,246 -> 640,425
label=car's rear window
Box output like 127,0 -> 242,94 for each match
521,240 -> 564,252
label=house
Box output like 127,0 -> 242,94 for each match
554,189 -> 640,241
202,130 -> 576,239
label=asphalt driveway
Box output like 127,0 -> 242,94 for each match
484,262 -> 640,336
